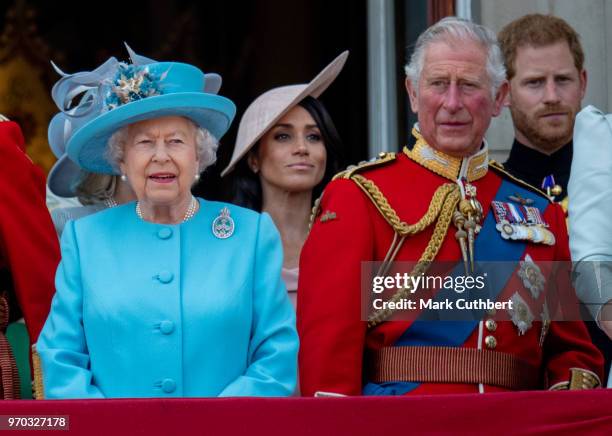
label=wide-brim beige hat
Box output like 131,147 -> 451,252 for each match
221,50 -> 349,177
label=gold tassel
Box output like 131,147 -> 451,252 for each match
31,345 -> 44,400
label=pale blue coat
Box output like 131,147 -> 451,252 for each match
569,105 -> 612,387
37,199 -> 298,398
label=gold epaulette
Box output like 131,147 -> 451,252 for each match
333,152 -> 397,181
309,152 -> 397,230
489,160 -> 553,203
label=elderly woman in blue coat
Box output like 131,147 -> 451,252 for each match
36,48 -> 298,398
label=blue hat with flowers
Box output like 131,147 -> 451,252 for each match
48,44 -> 235,174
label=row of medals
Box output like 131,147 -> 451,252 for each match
452,181 -> 555,275
493,196 -> 556,246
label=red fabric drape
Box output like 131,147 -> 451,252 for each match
2,390 -> 611,435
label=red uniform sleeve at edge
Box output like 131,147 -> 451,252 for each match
0,122 -> 60,343
298,179 -> 373,396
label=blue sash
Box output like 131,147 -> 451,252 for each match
363,179 -> 550,395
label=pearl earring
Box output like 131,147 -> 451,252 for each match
194,173 -> 201,181
120,174 -> 127,181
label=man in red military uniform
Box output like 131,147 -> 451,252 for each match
0,116 -> 60,398
297,17 -> 603,396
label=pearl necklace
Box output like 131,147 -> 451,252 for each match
136,196 -> 199,223
104,197 -> 118,208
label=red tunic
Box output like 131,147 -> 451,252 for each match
298,150 -> 603,396
0,121 -> 60,343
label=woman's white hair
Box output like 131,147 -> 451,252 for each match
404,17 -> 506,98
105,117 -> 218,174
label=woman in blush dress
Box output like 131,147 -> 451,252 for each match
222,52 -> 347,308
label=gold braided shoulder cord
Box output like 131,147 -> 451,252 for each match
348,174 -> 461,328
308,196 -> 322,231
367,188 -> 460,327
351,175 -> 456,236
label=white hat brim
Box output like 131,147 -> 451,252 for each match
221,50 -> 349,177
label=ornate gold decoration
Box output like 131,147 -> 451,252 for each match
403,128 -> 488,183
551,185 -> 563,197
320,211 -> 337,223
509,292 -> 533,335
518,254 -> 545,299
351,174 -> 458,237
453,210 -> 469,273
551,368 -> 602,390
308,152 -> 396,232
549,381 -> 570,390
341,133 -> 496,326
338,134 -> 496,326
308,196 -> 322,231
402,130 -> 486,272
334,151 -> 397,181
352,176 -> 461,327
568,368 -> 601,390
455,182 -> 483,272
31,345 -> 44,400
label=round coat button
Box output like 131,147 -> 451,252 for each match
158,271 -> 174,284
160,320 -> 174,335
161,378 -> 176,393
157,228 -> 173,239
485,319 -> 497,332
485,335 -> 497,349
